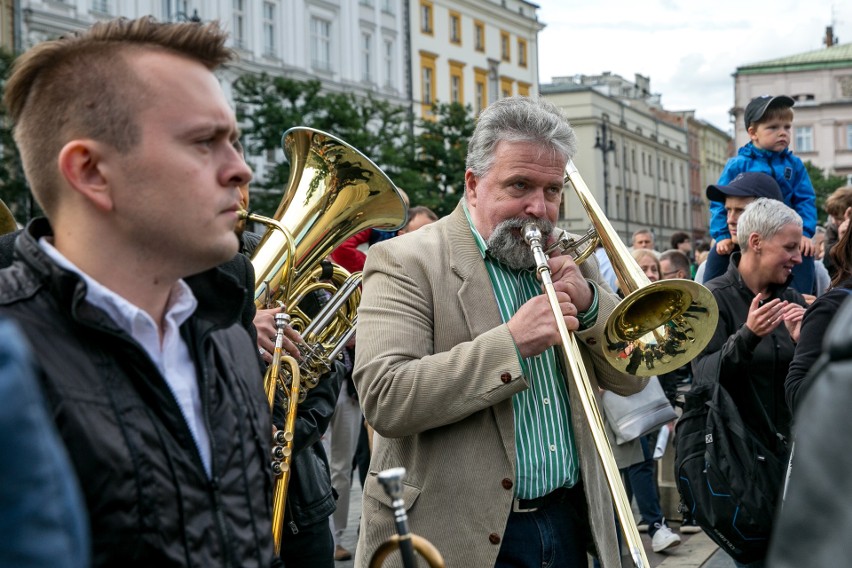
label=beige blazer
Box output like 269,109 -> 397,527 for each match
353,202 -> 646,567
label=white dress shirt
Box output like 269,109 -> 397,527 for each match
39,238 -> 212,475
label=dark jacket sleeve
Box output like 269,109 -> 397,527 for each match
787,288 -> 852,412
692,298 -> 762,391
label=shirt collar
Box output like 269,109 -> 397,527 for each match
37,236 -> 198,336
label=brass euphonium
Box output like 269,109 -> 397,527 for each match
524,160 -> 718,568
0,199 -> 17,235
241,127 -> 408,554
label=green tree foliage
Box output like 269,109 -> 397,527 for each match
804,161 -> 846,225
407,102 -> 476,217
0,50 -> 32,225
233,74 -> 478,219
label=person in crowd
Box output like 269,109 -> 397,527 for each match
613,249 -> 682,553
694,240 -> 710,272
321,334 -> 358,562
669,231 -> 695,277
692,198 -> 807,568
786,215 -> 852,412
660,249 -> 691,281
0,318 -> 89,568
632,228 -> 656,252
0,17 -> 277,566
397,205 -> 439,236
695,172 -> 784,287
594,244 -> 618,293
657,249 -> 700,533
767,295 -> 852,568
632,248 -> 660,283
670,232 -> 692,258
822,185 -> 852,279
811,227 -> 831,297
353,96 -> 645,568
232,150 -> 342,568
705,95 -> 817,295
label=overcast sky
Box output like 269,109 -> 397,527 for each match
536,0 -> 852,134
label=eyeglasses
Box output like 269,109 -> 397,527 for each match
662,270 -> 681,278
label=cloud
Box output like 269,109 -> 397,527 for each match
536,0 -> 852,132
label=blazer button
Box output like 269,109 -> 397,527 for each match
585,337 -> 597,346
489,533 -> 501,545
501,478 -> 513,490
500,372 -> 512,383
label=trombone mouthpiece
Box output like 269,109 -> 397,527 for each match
377,467 -> 407,499
523,223 -> 542,246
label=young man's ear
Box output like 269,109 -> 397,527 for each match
58,140 -> 114,212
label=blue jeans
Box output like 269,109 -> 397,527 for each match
496,484 -> 592,568
623,436 -> 664,536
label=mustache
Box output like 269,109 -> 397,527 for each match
495,217 -> 554,237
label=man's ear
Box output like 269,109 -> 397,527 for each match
464,170 -> 477,205
58,140 -> 114,212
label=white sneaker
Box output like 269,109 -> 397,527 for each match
651,523 -> 682,553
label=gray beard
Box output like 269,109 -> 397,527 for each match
486,218 -> 554,270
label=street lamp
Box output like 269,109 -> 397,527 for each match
594,122 -> 616,216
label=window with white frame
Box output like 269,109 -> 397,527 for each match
263,1 -> 277,56
92,0 -> 110,13
311,17 -> 332,72
422,66 -> 434,105
795,125 -> 814,152
451,75 -> 460,103
233,0 -> 246,49
381,0 -> 395,14
847,124 -> 852,149
361,32 -> 373,83
383,38 -> 395,88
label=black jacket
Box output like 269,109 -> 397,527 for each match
767,295 -> 852,567
0,219 -> 276,568
785,278 -> 852,412
692,253 -> 806,449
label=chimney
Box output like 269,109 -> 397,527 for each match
824,26 -> 838,47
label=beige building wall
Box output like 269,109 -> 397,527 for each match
734,42 -> 852,182
541,85 -> 692,247
0,0 -> 15,51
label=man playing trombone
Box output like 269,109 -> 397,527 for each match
354,96 -> 644,567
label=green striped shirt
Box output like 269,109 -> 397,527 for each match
462,203 -> 599,499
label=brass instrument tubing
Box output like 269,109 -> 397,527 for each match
524,224 -> 649,568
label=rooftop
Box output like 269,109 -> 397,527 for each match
737,42 -> 852,75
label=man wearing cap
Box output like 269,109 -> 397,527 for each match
698,172 -> 785,284
705,95 -> 817,295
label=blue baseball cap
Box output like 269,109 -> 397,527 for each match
706,172 -> 784,203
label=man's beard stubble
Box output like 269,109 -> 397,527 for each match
486,218 -> 554,270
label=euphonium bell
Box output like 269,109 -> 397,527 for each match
241,127 -> 408,554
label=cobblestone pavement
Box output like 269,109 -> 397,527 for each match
330,483 -> 736,568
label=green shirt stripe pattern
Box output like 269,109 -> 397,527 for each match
463,203 -> 599,499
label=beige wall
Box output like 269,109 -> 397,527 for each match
735,66 -> 852,181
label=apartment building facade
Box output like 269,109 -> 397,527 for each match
540,81 -> 693,247
733,31 -> 852,183
411,0 -> 542,118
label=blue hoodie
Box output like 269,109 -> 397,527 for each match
709,142 -> 817,240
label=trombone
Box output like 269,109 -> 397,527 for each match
525,160 -> 718,568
